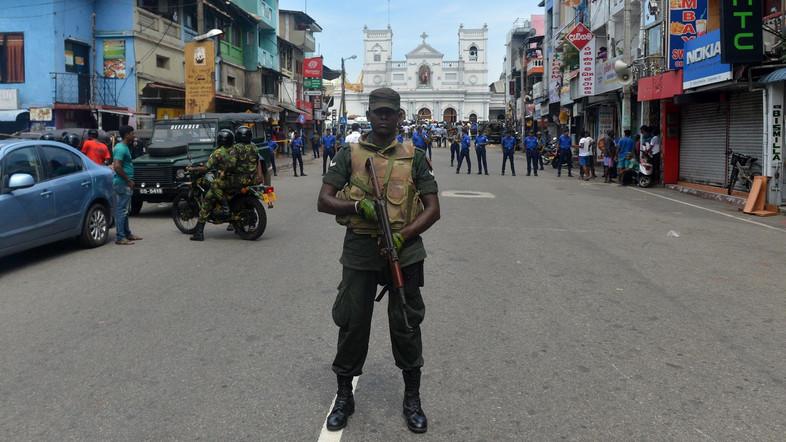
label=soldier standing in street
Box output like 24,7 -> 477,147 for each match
317,87 -> 440,434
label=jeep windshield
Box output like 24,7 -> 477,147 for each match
152,121 -> 217,144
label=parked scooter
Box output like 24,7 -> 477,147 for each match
638,147 -> 655,188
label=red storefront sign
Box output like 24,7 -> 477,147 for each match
303,57 -> 323,78
565,23 -> 594,51
637,71 -> 683,102
297,99 -> 314,121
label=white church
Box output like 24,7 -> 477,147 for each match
341,24 -> 491,123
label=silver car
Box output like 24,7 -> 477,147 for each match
0,139 -> 115,258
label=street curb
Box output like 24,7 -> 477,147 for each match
666,184 -> 747,208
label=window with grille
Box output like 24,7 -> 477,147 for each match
0,33 -> 25,83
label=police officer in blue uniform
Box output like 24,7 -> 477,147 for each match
557,129 -> 574,177
321,129 -> 337,176
524,131 -> 540,176
456,128 -> 472,174
501,131 -> 517,176
267,138 -> 279,176
474,131 -> 489,175
292,133 -> 306,177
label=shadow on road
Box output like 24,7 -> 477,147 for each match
0,239 -> 84,277
133,203 -> 172,219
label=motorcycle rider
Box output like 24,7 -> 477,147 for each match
233,126 -> 262,187
189,129 -> 237,242
62,133 -> 82,150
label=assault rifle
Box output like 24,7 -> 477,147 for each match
366,157 -> 412,332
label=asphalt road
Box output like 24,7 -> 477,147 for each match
1,146 -> 785,441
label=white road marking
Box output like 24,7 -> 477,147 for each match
631,188 -> 786,233
317,376 -> 359,442
441,190 -> 496,198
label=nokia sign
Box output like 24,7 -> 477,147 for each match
720,0 -> 763,64
683,30 -> 732,89
686,41 -> 721,64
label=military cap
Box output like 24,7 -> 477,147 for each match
368,87 -> 400,111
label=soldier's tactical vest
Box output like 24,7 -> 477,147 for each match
336,142 -> 424,235
228,142 -> 258,186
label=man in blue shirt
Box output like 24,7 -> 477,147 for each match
291,132 -> 306,177
396,129 -> 404,144
266,138 -> 278,176
524,131 -> 540,177
474,131 -> 489,175
456,128 -> 472,174
412,127 -> 427,150
321,129 -> 337,176
112,125 -> 142,245
501,131 -> 517,176
557,129 -> 574,177
617,129 -> 635,170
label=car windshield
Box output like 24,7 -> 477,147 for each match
152,121 -> 217,144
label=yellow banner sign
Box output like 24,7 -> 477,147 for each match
185,40 -> 216,115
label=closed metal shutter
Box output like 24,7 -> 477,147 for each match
728,91 -> 764,190
680,102 -> 728,185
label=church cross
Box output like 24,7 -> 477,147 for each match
420,32 -> 428,44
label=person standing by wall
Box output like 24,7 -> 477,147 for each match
112,125 -> 142,245
523,131 -> 539,177
649,127 -> 661,184
617,129 -> 635,172
602,130 -> 617,183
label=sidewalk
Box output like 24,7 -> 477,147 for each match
664,181 -> 786,215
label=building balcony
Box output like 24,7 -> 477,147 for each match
51,72 -> 119,107
221,40 -> 245,67
288,30 -> 316,53
259,1 -> 276,31
532,81 -> 545,100
135,7 -> 182,47
258,48 -> 277,70
526,58 -> 544,76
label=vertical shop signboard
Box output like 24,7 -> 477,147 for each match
667,0 -> 708,70
184,40 -> 216,114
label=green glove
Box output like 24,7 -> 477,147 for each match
392,233 -> 405,252
356,198 -> 378,222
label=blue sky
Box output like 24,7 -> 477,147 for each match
280,0 -> 541,83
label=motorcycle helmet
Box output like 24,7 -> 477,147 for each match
235,126 -> 253,143
216,129 -> 234,147
87,129 -> 99,138
40,132 -> 56,140
63,133 -> 82,149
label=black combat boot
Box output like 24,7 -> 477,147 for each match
190,222 -> 205,241
326,375 -> 354,431
402,368 -> 428,433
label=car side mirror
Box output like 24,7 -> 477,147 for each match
8,173 -> 36,190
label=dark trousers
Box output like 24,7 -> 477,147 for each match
323,149 -> 335,175
292,152 -> 304,175
425,142 -> 432,160
652,152 -> 661,184
588,154 -> 597,177
502,151 -> 515,175
270,151 -> 277,175
313,143 -> 320,158
526,150 -> 539,175
331,264 -> 425,377
475,147 -> 488,174
557,149 -> 573,176
456,150 -> 471,173
450,145 -> 459,165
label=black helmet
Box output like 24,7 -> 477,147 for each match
216,129 -> 234,147
235,126 -> 253,143
87,129 -> 99,138
63,133 -> 82,149
40,132 -> 56,140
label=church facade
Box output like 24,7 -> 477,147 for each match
343,25 -> 491,123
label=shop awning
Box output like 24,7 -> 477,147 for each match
760,67 -> 786,83
260,103 -> 283,113
638,70 -> 683,102
0,109 -> 29,122
279,102 -> 305,114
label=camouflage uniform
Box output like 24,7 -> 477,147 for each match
198,146 -> 237,222
231,142 -> 259,188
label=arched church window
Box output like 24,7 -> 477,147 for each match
418,65 -> 431,86
469,46 -> 478,61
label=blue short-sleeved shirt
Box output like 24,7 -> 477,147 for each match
112,142 -> 133,186
412,132 -> 426,149
475,135 -> 488,148
267,140 -> 278,151
292,137 -> 304,154
559,134 -> 572,150
524,136 -> 539,151
502,136 -> 517,152
617,136 -> 635,157
322,134 -> 336,151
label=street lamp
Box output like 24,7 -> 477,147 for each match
193,28 -> 223,42
341,55 -> 357,134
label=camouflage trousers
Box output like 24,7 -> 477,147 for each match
198,177 -> 231,223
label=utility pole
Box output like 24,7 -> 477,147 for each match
621,0 -> 632,132
341,57 -> 346,131
197,0 -> 204,34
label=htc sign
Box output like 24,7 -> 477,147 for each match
720,0 -> 763,64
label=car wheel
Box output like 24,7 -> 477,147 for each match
80,203 -> 110,248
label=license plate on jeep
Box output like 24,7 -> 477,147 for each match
139,188 -> 163,195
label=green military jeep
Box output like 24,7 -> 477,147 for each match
130,113 -> 273,215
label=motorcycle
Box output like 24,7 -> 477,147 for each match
638,148 -> 655,188
171,169 -> 276,241
543,137 -> 559,168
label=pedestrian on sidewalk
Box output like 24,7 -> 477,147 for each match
292,133 -> 306,177
311,131 -> 321,159
317,87 -> 439,435
557,129 -> 574,177
578,131 -> 594,180
619,152 -> 639,186
475,131 -> 489,175
267,138 -> 278,176
345,123 -> 362,144
601,130 -> 617,183
617,129 -> 635,171
456,128 -> 472,174
112,125 -> 142,245
322,129 -> 337,176
649,127 -> 661,184
524,131 -> 539,176
501,131 -> 517,176
81,129 -> 111,166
